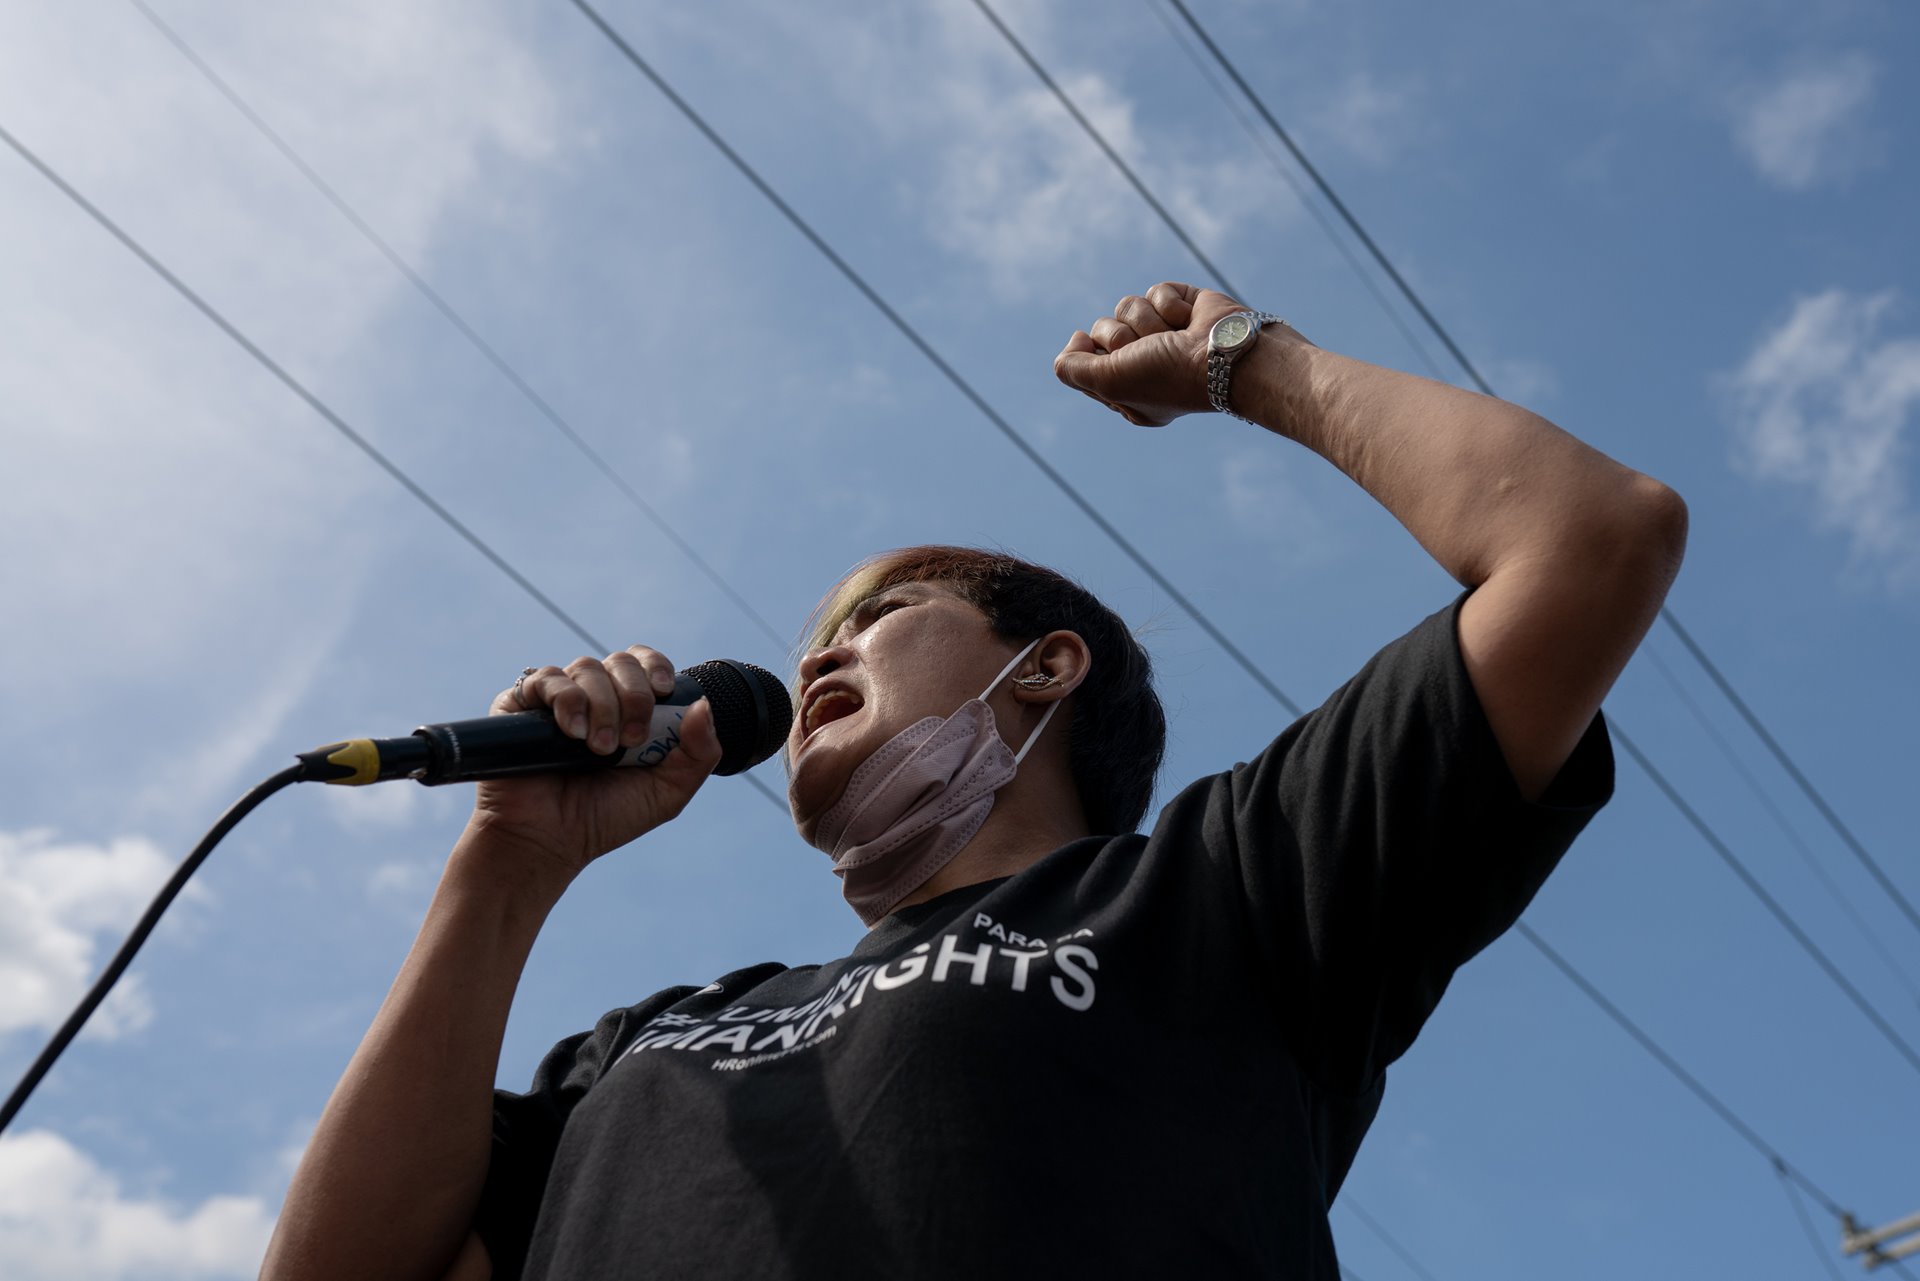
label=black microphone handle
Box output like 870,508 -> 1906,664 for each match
412,672 -> 707,785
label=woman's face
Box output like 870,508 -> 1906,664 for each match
786,579 -> 1025,842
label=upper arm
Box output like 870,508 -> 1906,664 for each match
1458,481 -> 1687,802
438,1231 -> 491,1281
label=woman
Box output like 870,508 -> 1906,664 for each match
262,284 -> 1686,1279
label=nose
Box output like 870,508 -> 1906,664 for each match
798,643 -> 852,687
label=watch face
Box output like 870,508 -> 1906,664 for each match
1213,314 -> 1252,350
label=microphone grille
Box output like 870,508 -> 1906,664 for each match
681,659 -> 794,777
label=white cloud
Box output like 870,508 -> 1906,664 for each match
366,858 -> 438,909
1482,356 -> 1560,410
725,0 -> 1284,299
1309,71 -> 1423,166
0,829 -> 210,1041
1721,288 -> 1920,592
0,1130 -> 273,1281
1220,447 -> 1331,570
330,779 -> 428,834
0,0 -> 572,803
1730,55 -> 1878,190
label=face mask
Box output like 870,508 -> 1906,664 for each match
803,638 -> 1060,926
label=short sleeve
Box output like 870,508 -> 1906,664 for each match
1211,587 -> 1613,1095
474,991 -> 690,1279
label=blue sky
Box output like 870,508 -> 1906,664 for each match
2,0 -> 1916,1276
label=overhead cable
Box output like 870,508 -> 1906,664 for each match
1340,1198 -> 1446,1281
1612,723 -> 1920,1077
970,0 -> 1920,1079
1644,644 -> 1920,1008
1775,1160 -> 1850,1281
0,120 -> 788,815
1158,0 -> 1920,948
128,0 -> 789,655
560,4 -> 1898,1246
1516,923 -> 1844,1219
570,0 -> 1305,719
1140,0 -> 1449,381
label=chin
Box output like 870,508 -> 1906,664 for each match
785,737 -> 856,840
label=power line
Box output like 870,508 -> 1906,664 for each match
0,118 -> 789,815
1515,923 -> 1845,1219
570,0 -> 1306,719
1660,610 -> 1920,943
1156,0 -> 1920,952
965,0 -> 1242,301
1139,0 -> 1450,382
1777,1161 -> 1850,1281
559,4 -> 1898,1252
1158,0 -> 1491,388
1612,722 -> 1920,1078
967,0 -> 1920,1082
127,0 -> 789,656
1340,1198 -> 1445,1281
1643,644 -> 1920,1009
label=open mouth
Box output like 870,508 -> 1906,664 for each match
802,688 -> 864,740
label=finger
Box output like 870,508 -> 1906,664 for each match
1192,286 -> 1247,321
604,652 -> 660,748
1054,332 -> 1103,392
1145,282 -> 1197,328
1116,295 -> 1170,337
493,664 -> 562,717
1089,317 -> 1139,352
624,645 -> 678,698
564,656 -> 620,753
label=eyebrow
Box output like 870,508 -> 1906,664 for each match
839,583 -> 931,636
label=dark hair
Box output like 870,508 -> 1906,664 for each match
802,546 -> 1166,834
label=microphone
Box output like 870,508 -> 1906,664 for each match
297,659 -> 792,786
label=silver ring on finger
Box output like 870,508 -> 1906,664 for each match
513,666 -> 538,706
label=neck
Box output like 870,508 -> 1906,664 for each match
892,744 -> 1092,910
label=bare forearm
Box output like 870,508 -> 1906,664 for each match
261,830 -> 574,1281
1238,337 -> 1673,584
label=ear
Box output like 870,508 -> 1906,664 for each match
1014,630 -> 1091,704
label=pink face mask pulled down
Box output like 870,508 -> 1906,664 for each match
802,638 -> 1059,926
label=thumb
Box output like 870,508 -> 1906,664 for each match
675,697 -> 724,775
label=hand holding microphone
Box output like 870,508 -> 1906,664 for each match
298,646 -> 792,878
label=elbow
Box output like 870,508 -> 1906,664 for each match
1629,476 -> 1689,569
1601,476 -> 1688,599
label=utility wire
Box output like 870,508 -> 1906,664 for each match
1340,1199 -> 1445,1281
0,119 -> 788,815
562,4 -> 1897,1246
1644,644 -> 1920,1010
570,0 -> 1305,719
1661,609 -> 1920,942
1139,0 -> 1449,382
1516,922 -> 1844,1219
128,0 -> 789,656
966,0 -> 1242,302
1611,723 -> 1920,1078
1159,0 -> 1491,388
970,0 -> 1920,1080
1158,0 -> 1920,950
1776,1160 -> 1849,1281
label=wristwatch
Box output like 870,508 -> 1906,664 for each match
1206,310 -> 1286,422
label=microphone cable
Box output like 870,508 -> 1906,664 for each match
0,764 -> 304,1138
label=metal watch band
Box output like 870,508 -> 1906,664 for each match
1207,311 -> 1287,422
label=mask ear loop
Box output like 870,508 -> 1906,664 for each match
1011,699 -> 1060,765
980,638 -> 1063,766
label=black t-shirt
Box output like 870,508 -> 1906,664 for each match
476,589 -> 1613,1279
